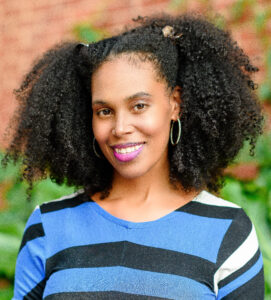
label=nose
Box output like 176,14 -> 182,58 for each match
113,112 -> 133,137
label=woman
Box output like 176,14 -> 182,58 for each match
5,13 -> 264,299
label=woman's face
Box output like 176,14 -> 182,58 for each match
91,54 -> 181,179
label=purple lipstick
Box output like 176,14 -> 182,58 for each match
113,143 -> 144,162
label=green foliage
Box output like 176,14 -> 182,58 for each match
260,82 -> 271,102
255,6 -> 271,103
259,48 -> 271,102
73,23 -> 108,43
231,0 -> 255,22
255,10 -> 271,33
168,0 -> 186,10
0,286 -> 13,300
0,153 -> 75,294
234,132 -> 271,166
213,14 -> 226,30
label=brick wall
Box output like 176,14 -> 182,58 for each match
0,0 -> 269,147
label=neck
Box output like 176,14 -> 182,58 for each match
107,156 -> 179,207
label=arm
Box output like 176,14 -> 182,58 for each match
12,206 -> 46,300
214,209 -> 264,299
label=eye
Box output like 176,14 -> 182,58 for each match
96,108 -> 111,117
133,103 -> 147,112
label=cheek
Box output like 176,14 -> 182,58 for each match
92,119 -> 111,143
139,109 -> 171,138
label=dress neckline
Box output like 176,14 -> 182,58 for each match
88,190 -> 205,229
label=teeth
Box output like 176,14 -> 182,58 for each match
115,144 -> 143,154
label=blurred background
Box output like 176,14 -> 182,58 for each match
0,0 -> 271,299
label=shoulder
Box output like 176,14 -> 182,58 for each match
194,191 -> 255,236
198,190 -> 253,225
205,191 -> 265,298
203,191 -> 261,277
195,190 -> 240,209
184,190 -> 248,223
22,189 -> 89,242
39,189 -> 89,214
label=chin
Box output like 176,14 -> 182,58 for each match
114,162 -> 154,179
116,169 -> 144,179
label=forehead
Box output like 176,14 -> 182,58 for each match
91,54 -> 169,100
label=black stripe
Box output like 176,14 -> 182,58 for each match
218,248 -> 261,288
23,278 -> 47,300
19,223 -> 45,252
40,192 -> 89,214
44,291 -> 169,299
45,241 -> 215,290
221,267 -> 264,300
215,209 -> 252,268
179,201 -> 240,219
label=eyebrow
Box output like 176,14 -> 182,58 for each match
92,92 -> 152,105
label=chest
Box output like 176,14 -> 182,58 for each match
43,240 -> 216,299
42,226 -> 220,299
41,205 -> 230,299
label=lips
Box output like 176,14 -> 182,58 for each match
112,143 -> 145,162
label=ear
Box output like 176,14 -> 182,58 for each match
169,86 -> 181,121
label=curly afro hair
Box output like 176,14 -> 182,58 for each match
2,13 -> 264,200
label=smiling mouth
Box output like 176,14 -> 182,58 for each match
112,143 -> 145,162
114,144 -> 143,154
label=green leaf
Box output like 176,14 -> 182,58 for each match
73,24 -> 106,43
232,0 -> 247,21
214,17 -> 226,30
168,0 -> 186,10
0,222 -> 24,237
0,285 -> 14,300
234,133 -> 271,166
259,82 -> 271,102
0,154 -> 21,183
255,12 -> 268,32
220,178 -> 245,206
0,233 -> 20,278
255,168 -> 271,191
254,134 -> 271,166
31,178 -> 75,205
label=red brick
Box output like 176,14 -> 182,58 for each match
142,0 -> 169,5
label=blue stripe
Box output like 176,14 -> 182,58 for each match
24,207 -> 42,230
43,203 -> 231,262
14,237 -> 45,296
43,202 -> 127,256
43,267 -> 216,299
217,253 -> 263,299
126,213 -> 231,262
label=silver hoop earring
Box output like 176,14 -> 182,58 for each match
170,119 -> 181,146
93,137 -> 101,158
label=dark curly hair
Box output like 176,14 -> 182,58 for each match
2,13 -> 264,200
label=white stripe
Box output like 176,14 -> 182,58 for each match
194,191 -> 240,208
42,189 -> 85,205
213,225 -> 259,294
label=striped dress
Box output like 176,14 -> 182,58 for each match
13,190 -> 264,299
